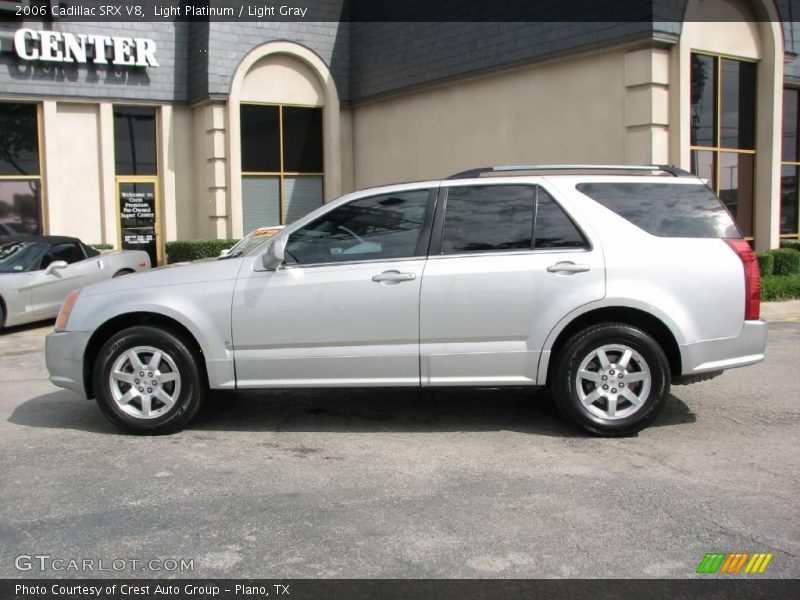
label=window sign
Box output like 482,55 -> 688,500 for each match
119,182 -> 157,266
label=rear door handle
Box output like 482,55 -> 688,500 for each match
372,270 -> 417,283
547,261 -> 590,274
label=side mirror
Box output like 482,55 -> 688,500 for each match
260,237 -> 286,271
45,260 -> 68,275
219,248 -> 231,257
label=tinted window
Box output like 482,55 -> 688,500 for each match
282,107 -> 323,173
240,105 -> 281,173
285,190 -> 429,265
720,59 -> 756,150
576,183 -> 740,238
114,107 -> 157,176
690,54 -> 716,147
535,190 -> 587,248
0,103 -> 39,176
442,185 -> 534,254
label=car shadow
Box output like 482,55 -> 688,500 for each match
7,387 -> 697,437
0,319 -> 54,336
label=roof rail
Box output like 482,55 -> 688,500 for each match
446,164 -> 693,179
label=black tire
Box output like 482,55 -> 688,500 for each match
0,301 -> 5,329
93,325 -> 206,434
552,322 -> 670,437
112,269 -> 134,278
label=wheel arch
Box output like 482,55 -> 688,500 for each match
83,312 -> 207,399
541,305 -> 682,387
0,294 -> 6,327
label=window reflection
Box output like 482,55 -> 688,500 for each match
0,180 -> 41,237
0,103 -> 39,176
720,59 -> 756,150
690,54 -> 716,148
781,165 -> 799,235
718,153 -> 754,237
442,186 -> 535,254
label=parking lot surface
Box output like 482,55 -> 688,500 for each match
1,321 -> 798,578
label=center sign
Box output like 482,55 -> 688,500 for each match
14,29 -> 158,67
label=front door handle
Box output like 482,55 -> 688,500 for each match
547,261 -> 590,274
372,270 -> 417,284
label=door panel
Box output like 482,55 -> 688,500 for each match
420,182 -> 605,386
420,250 -> 605,385
231,259 -> 424,387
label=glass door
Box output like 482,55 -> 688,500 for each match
117,178 -> 160,266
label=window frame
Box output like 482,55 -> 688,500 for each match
689,51 -> 757,241
240,101 -> 325,226
428,182 -> 591,258
280,187 -> 438,269
0,101 -> 46,235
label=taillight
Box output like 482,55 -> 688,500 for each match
725,239 -> 760,320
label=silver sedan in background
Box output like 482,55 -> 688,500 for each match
0,235 -> 150,328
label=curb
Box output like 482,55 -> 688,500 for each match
761,299 -> 800,322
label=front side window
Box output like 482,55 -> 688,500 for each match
41,243 -> 85,268
441,185 -> 586,254
689,53 -> 756,238
285,189 -> 430,265
0,102 -> 42,236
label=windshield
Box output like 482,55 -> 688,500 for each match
223,227 -> 283,258
0,242 -> 46,273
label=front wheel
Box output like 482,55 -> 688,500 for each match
93,326 -> 206,434
552,323 -> 670,436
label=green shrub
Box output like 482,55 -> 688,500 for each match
755,252 -> 774,277
761,274 -> 800,301
165,239 -> 239,263
780,240 -> 800,252
91,243 -> 114,250
769,248 -> 800,276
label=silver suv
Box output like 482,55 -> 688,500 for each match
46,165 -> 767,436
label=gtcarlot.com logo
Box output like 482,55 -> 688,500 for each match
696,552 -> 773,574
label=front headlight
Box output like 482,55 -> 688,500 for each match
55,290 -> 81,331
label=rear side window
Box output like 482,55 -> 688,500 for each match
576,182 -> 740,238
442,185 -> 534,254
535,190 -> 587,249
441,185 -> 587,254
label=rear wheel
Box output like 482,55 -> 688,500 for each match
552,323 -> 670,436
93,326 -> 206,434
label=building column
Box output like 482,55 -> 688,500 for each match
40,100 -> 58,235
198,102 -> 228,239
97,103 -> 117,246
624,47 -> 671,165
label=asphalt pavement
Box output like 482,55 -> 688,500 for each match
0,320 -> 798,578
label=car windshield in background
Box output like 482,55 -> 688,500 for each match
576,182 -> 741,238
225,227 -> 283,257
0,242 -> 45,273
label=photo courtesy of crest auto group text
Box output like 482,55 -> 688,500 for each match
0,1 -> 798,599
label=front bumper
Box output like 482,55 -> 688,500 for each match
680,320 -> 768,375
45,330 -> 92,398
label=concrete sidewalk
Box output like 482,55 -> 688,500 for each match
761,299 -> 800,322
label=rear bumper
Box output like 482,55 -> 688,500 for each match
45,330 -> 92,398
680,320 -> 767,375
